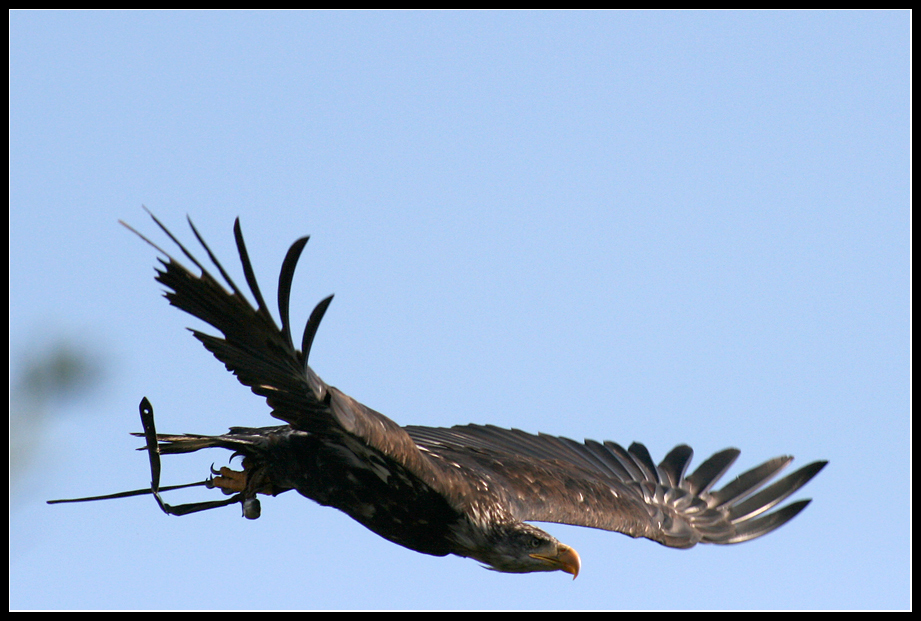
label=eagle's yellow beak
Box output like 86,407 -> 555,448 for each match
530,542 -> 581,579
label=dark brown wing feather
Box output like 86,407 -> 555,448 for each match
407,424 -> 826,548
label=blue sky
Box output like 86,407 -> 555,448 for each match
10,11 -> 908,610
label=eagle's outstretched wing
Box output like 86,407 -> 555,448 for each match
407,424 -> 826,548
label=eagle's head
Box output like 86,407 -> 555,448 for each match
455,521 -> 581,578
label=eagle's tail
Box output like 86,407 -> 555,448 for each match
134,427 -> 287,456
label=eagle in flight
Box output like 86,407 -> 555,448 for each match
51,210 -> 826,578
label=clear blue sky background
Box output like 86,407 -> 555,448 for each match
10,11 -> 908,610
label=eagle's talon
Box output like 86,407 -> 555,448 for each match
210,466 -> 247,494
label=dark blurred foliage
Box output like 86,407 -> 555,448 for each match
15,342 -> 103,403
11,339 -> 106,485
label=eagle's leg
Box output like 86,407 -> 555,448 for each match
208,461 -> 263,519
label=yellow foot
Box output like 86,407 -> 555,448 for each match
211,466 -> 246,494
